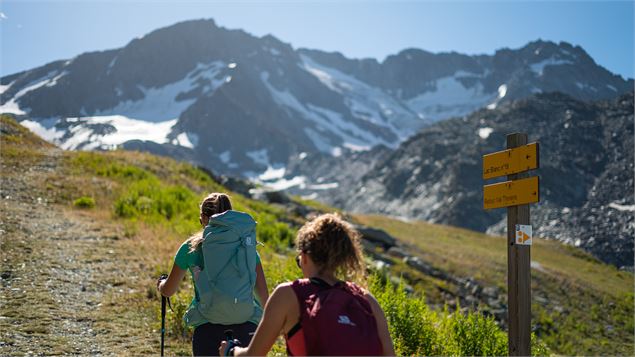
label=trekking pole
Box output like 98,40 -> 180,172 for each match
161,295 -> 166,356
159,274 -> 168,357
223,330 -> 241,356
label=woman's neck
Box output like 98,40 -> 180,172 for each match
310,272 -> 339,285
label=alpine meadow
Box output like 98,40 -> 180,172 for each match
1,114 -> 632,355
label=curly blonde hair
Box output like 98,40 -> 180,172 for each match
187,193 -> 232,252
295,213 -> 366,282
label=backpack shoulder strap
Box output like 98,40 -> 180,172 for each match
343,281 -> 365,295
291,279 -> 319,301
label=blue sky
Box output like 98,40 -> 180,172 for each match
1,1 -> 633,79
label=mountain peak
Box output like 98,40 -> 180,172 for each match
518,39 -> 593,64
1,21 -> 632,179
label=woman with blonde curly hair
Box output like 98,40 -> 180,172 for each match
220,213 -> 394,356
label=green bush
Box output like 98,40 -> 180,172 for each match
531,332 -> 551,356
369,274 -> 550,356
447,306 -> 508,356
114,178 -> 198,223
255,213 -> 295,250
73,196 -> 95,209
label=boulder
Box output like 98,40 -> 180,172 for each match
353,225 -> 396,249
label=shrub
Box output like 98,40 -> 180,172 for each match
73,196 -> 95,209
114,179 -> 198,226
368,274 -> 551,356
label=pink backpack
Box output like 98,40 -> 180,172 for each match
290,278 -> 383,356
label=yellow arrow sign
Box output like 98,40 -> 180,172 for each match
482,142 -> 539,180
483,176 -> 540,209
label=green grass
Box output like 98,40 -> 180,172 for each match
73,196 -> 96,208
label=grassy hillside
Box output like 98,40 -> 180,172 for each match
1,114 -> 632,356
353,215 -> 634,355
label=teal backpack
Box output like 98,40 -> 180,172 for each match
184,210 -> 258,326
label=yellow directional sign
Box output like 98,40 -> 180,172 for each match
482,143 -> 539,180
483,176 -> 539,210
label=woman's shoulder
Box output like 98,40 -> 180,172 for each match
273,278 -> 317,296
274,281 -> 294,291
274,278 -> 306,291
174,239 -> 201,268
177,239 -> 196,255
269,281 -> 301,304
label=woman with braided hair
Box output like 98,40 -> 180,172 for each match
158,193 -> 269,356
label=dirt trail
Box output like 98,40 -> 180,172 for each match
0,148 -> 153,355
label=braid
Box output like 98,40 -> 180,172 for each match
188,193 -> 233,252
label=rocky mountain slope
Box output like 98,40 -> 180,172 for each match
1,19 -> 632,178
287,92 -> 634,268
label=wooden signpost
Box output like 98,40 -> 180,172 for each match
483,133 -> 539,356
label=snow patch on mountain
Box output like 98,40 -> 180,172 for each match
71,115 -> 177,150
217,150 -> 239,169
261,71 -> 393,153
300,54 -> 418,138
244,149 -> 308,191
96,61 -> 226,122
20,118 -> 65,142
575,82 -> 598,92
172,132 -> 196,148
0,82 -> 11,95
530,57 -> 573,76
246,149 -> 270,166
0,71 -> 59,115
107,56 -> 118,71
46,71 -> 68,87
407,74 -> 497,121
478,127 -> 494,139
22,115 -> 178,150
307,182 -> 339,190
486,84 -> 508,110
608,202 -> 635,212
219,150 -> 231,163
259,166 -> 286,181
260,175 -> 307,191
307,104 -> 376,151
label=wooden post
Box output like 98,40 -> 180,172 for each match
506,133 -> 531,356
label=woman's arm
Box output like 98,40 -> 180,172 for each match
220,284 -> 296,357
255,262 -> 269,305
367,292 -> 396,356
157,263 -> 187,297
